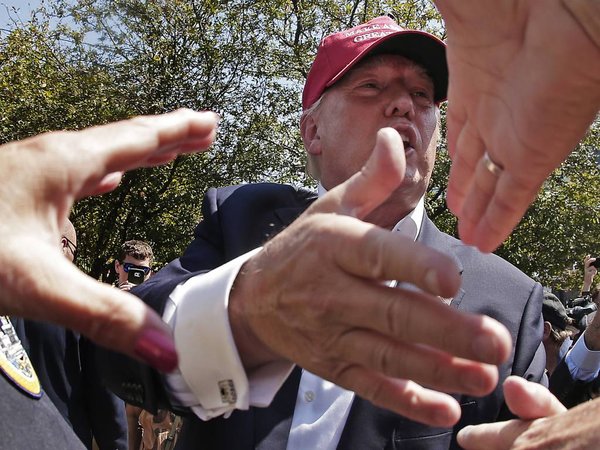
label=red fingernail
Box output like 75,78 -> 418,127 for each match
134,329 -> 178,373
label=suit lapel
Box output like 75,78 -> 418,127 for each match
417,216 -> 466,309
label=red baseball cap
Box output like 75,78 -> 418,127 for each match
302,16 -> 448,110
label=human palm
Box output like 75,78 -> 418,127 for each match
436,0 -> 600,251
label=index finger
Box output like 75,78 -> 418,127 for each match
458,420 -> 532,450
17,109 -> 219,200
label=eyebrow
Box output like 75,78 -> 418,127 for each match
347,56 -> 434,85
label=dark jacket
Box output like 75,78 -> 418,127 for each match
101,183 -> 546,450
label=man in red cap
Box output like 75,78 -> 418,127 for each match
102,17 -> 545,449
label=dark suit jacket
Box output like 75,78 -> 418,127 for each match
102,183 -> 546,450
13,319 -> 128,450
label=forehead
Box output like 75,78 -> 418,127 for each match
338,53 -> 434,86
123,255 -> 150,265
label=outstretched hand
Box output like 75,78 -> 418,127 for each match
230,128 -> 512,427
435,0 -> 600,252
458,376 -> 567,449
0,109 -> 219,372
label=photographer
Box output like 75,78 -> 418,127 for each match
114,240 -> 154,292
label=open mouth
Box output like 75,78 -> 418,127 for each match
393,126 -> 416,154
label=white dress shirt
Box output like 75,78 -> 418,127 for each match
163,191 -> 425,449
565,333 -> 600,382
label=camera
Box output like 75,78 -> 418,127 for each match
127,267 -> 146,285
592,258 -> 600,269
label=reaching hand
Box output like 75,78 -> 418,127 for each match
434,0 -> 600,252
0,109 -> 219,372
583,255 -> 598,287
458,376 -> 568,450
229,128 -> 512,427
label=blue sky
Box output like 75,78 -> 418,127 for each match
0,1 -> 40,29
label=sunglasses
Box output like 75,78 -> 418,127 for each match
122,262 -> 152,275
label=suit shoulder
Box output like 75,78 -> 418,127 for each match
429,227 -> 537,287
454,239 -> 536,286
208,183 -> 317,209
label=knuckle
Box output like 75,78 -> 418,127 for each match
370,340 -> 396,375
362,231 -> 389,279
384,295 -> 412,339
361,377 -> 390,405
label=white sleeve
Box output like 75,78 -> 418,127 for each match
162,248 -> 294,420
565,333 -> 600,382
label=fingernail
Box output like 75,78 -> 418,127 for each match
457,426 -> 471,442
463,369 -> 493,395
471,334 -> 500,364
434,404 -> 460,427
424,268 -> 440,294
134,328 -> 178,373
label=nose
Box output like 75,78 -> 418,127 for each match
384,88 -> 415,120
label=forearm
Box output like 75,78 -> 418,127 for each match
584,312 -> 600,351
582,280 -> 593,293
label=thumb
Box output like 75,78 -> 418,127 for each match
306,127 -> 406,219
503,376 -> 566,419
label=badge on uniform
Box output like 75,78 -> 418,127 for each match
0,316 -> 42,398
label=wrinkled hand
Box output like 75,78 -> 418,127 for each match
229,128 -> 512,427
458,376 -> 568,449
0,109 -> 219,372
435,0 -> 600,252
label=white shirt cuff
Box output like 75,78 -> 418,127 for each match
163,248 -> 293,420
565,333 -> 600,382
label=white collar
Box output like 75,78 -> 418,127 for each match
316,182 -> 424,242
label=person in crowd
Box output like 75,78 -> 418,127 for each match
114,240 -> 155,292
110,239 -> 183,450
433,0 -> 600,252
12,220 -> 128,449
101,16 -> 545,449
550,311 -> 600,409
541,291 -> 574,376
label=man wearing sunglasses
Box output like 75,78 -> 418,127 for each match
114,240 -> 154,291
113,239 -> 170,450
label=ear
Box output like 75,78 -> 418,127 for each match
60,237 -> 68,255
543,321 -> 552,340
300,112 -> 321,156
115,260 -> 121,272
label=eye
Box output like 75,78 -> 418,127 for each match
412,90 -> 429,99
411,89 -> 434,105
358,81 -> 381,90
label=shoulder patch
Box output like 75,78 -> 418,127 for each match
0,317 -> 42,398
